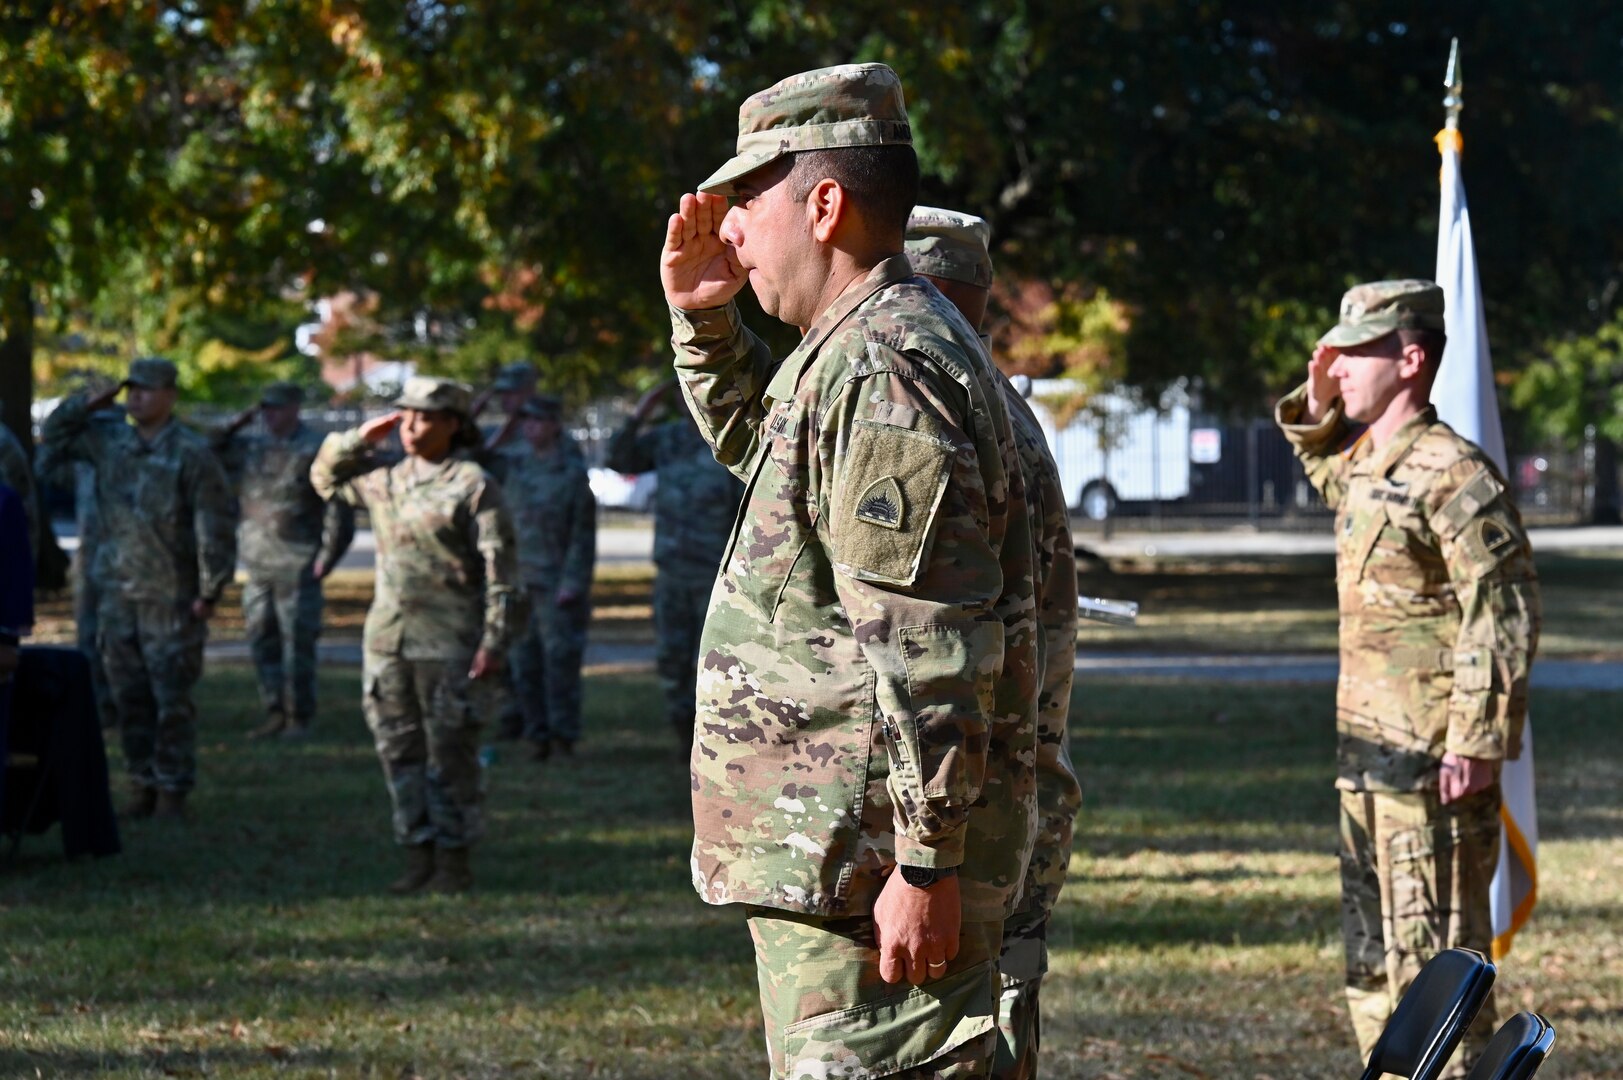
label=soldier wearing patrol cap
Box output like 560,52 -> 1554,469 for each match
906,206 -> 1081,1080
310,376 -> 518,893
661,62 -> 1039,1078
40,357 -> 238,819
213,382 -> 355,740
1276,280 -> 1541,1077
482,393 -> 596,758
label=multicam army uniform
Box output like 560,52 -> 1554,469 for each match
36,416 -> 122,730
1278,353 -> 1540,1074
214,419 -> 355,728
489,427 -> 596,748
906,205 -> 1083,1080
605,413 -> 742,743
675,248 -> 1038,1076
40,391 -> 238,794
994,380 -> 1081,1079
311,420 -> 516,849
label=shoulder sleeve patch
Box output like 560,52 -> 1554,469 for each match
834,418 -> 954,585
1428,465 -> 1505,541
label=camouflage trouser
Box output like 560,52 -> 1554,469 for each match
993,911 -> 1048,1080
99,594 -> 207,793
653,569 -> 710,737
746,908 -> 1003,1079
243,570 -> 323,723
362,652 -> 484,849
1340,786 -> 1502,1079
510,583 -> 589,745
74,562 -> 117,729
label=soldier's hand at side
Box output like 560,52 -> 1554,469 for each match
1440,752 -> 1498,803
873,868 -> 961,985
359,412 -> 403,443
191,599 -> 216,622
311,557 -> 329,581
1304,345 -> 1339,423
660,192 -> 745,311
469,647 -> 502,680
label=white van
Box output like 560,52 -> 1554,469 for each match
1025,379 -> 1192,518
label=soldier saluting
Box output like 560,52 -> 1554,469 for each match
213,382 -> 355,740
1277,281 -> 1541,1077
311,376 -> 517,894
40,357 -> 238,820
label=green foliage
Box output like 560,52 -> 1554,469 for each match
6,2 -> 1623,429
1513,308 -> 1623,445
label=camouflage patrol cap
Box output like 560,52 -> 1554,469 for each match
491,361 -> 539,391
517,394 -> 563,420
1319,280 -> 1447,349
698,63 -> 912,197
258,381 -> 305,408
394,375 -> 472,417
904,206 -> 994,289
127,357 -> 179,390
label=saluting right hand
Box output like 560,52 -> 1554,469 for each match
359,411 -> 403,443
660,192 -> 745,311
1304,344 -> 1339,423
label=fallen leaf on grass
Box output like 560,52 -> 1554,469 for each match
1144,1051 -> 1212,1078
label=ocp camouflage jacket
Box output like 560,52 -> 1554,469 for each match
1278,385 -> 1541,792
672,256 -> 1038,921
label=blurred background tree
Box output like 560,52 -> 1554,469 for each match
5,1 -> 1620,465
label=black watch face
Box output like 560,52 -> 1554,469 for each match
900,864 -> 935,887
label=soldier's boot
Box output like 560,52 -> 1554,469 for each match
388,844 -> 436,895
124,784 -> 158,820
427,846 -> 473,894
248,710 -> 288,740
280,717 -> 312,741
153,790 -> 189,821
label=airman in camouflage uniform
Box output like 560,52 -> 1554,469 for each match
1276,281 -> 1541,1078
213,382 -> 355,739
662,64 -> 1039,1079
906,207 -> 1082,1080
310,376 -> 517,893
484,394 -> 596,757
40,358 -> 238,818
605,381 -> 743,749
36,402 -> 124,731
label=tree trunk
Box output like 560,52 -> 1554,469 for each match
1593,434 -> 1621,525
0,279 -> 34,450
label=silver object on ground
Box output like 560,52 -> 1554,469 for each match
1077,596 -> 1139,626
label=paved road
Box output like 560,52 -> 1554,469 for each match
203,639 -> 1623,691
52,521 -> 1623,570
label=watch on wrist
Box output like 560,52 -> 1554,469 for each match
898,863 -> 958,888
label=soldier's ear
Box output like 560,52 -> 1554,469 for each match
1398,341 -> 1431,380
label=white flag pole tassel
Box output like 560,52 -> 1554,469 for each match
1431,39 -> 1537,959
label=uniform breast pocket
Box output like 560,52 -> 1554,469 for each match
1338,501 -> 1389,583
725,417 -> 814,619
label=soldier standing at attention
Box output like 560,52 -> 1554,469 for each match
310,376 -> 516,894
40,358 -> 238,820
487,394 -> 595,759
604,380 -> 742,751
1276,281 -> 1541,1078
214,382 -> 355,740
905,207 -> 1082,1080
660,63 -> 1039,1077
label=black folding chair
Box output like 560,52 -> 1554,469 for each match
1465,1013 -> 1555,1080
1360,947 -> 1497,1080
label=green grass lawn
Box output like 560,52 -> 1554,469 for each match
2,668 -> 1618,1076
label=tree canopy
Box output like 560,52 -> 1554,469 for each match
3,1 -> 1620,446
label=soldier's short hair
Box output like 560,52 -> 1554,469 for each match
787,145 -> 920,239
1397,328 -> 1448,368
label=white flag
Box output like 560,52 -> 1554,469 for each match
1432,127 -> 1538,960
